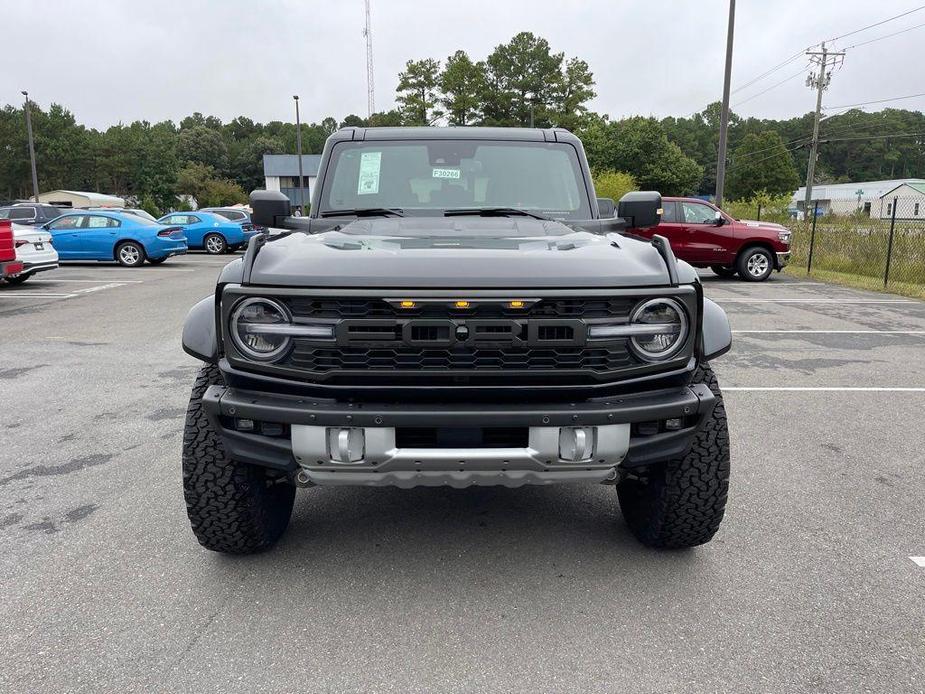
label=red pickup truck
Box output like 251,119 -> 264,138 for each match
0,219 -> 24,282
633,197 -> 793,281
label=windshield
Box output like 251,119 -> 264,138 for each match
318,140 -> 591,221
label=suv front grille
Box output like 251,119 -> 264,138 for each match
287,345 -> 633,373
222,291 -> 697,388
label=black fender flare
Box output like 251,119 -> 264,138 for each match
701,297 -> 732,361
182,296 -> 217,362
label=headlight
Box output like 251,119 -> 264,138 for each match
628,298 -> 688,362
778,230 -> 792,245
230,298 -> 292,361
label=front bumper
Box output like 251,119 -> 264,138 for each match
202,383 -> 717,487
776,251 -> 791,269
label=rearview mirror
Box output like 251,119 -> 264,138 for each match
596,197 -> 616,219
617,191 -> 662,228
250,190 -> 291,228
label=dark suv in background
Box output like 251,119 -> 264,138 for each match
0,203 -> 65,227
633,197 -> 793,281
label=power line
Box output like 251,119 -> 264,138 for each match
826,92 -> 925,109
821,132 -> 925,143
730,49 -> 808,95
845,20 -> 925,49
732,66 -> 808,107
827,5 -> 925,42
726,141 -> 808,170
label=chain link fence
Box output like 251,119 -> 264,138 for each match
765,196 -> 925,291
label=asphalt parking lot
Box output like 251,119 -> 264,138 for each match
1,255 -> 923,693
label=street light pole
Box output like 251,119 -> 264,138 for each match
21,91 -> 40,201
293,95 -> 305,215
714,0 -> 735,208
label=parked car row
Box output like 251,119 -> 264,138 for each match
0,206 -> 261,285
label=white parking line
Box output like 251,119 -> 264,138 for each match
725,387 -> 925,392
0,292 -> 77,298
26,278 -> 144,284
732,330 -> 925,335
910,557 -> 925,567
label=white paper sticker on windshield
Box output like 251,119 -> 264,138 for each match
357,151 -> 382,195
432,167 -> 461,180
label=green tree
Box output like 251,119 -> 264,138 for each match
582,117 -> 702,195
440,51 -> 486,125
726,131 -> 800,200
482,32 -> 564,127
396,59 -> 444,125
177,125 -> 228,171
554,57 -> 596,131
591,170 -> 637,202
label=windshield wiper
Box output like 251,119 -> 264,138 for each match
320,208 -> 404,218
444,207 -> 549,221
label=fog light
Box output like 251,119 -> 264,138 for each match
327,427 -> 365,464
235,418 -> 255,431
664,418 -> 683,431
559,427 -> 595,462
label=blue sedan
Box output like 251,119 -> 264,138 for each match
44,211 -> 188,267
157,211 -> 259,254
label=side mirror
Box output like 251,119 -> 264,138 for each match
596,197 -> 616,219
713,210 -> 725,225
250,190 -> 291,228
618,191 -> 662,228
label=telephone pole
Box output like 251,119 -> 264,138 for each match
714,0 -> 735,208
802,42 -> 844,216
21,91 -> 40,201
293,95 -> 304,214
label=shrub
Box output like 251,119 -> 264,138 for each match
591,170 -> 637,202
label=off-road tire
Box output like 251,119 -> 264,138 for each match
182,364 -> 295,554
710,265 -> 737,279
736,246 -> 774,282
617,364 -> 730,549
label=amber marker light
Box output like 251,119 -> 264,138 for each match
453,300 -> 471,309
399,300 -> 416,309
508,300 -> 526,309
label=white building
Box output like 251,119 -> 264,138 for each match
877,182 -> 925,220
35,190 -> 125,208
791,178 -> 925,217
263,155 -> 322,212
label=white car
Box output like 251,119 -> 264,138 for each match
5,224 -> 58,285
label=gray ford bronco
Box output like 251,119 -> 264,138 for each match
181,127 -> 732,554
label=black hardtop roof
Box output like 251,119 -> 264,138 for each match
330,125 -> 581,145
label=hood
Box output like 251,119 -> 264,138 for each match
737,219 -> 788,231
247,217 -> 678,288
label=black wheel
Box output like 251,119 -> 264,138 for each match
736,246 -> 774,282
182,364 -> 295,554
147,257 -> 168,265
617,364 -> 730,549
710,265 -> 737,279
4,273 -> 30,285
203,233 -> 227,255
116,241 -> 145,267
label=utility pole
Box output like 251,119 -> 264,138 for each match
803,42 -> 844,216
714,0 -> 735,208
363,0 -> 375,117
293,95 -> 304,215
21,91 -> 39,201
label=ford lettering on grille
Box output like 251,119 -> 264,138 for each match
334,319 -> 587,348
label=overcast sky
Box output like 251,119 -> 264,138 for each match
4,0 -> 923,129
